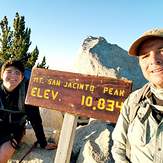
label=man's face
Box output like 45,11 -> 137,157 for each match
138,38 -> 163,88
1,66 -> 23,92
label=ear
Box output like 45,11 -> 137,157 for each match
1,72 -> 3,80
21,73 -> 24,80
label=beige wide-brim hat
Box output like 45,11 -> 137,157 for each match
129,28 -> 163,56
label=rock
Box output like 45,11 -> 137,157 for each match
8,143 -> 56,163
39,108 -> 63,130
75,36 -> 147,90
39,108 -> 63,144
22,128 -> 37,145
71,120 -> 115,163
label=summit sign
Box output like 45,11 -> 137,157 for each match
25,68 -> 132,123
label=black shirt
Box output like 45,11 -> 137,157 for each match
0,80 -> 47,148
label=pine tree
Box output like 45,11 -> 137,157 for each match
37,56 -> 49,69
0,12 -> 48,68
0,16 -> 13,61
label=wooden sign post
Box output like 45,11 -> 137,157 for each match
25,68 -> 132,163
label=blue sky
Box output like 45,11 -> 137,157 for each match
0,0 -> 163,71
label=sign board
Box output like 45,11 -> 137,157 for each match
25,68 -> 132,123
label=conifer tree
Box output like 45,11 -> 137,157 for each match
0,12 -> 48,68
37,56 -> 49,69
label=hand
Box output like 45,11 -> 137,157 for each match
44,143 -> 57,150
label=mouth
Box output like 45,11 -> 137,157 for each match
9,80 -> 17,83
151,67 -> 163,73
7,79 -> 19,85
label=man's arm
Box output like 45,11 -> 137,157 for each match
25,105 -> 47,148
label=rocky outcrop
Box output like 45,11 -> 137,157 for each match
75,36 -> 147,90
71,120 -> 114,163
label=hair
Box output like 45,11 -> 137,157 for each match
1,59 -> 25,75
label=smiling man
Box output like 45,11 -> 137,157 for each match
112,29 -> 163,163
0,59 -> 57,163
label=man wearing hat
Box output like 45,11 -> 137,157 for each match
112,28 -> 163,163
0,59 -> 57,162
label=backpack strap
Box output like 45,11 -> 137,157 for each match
128,83 -> 150,123
18,79 -> 26,112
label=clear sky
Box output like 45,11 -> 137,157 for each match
0,0 -> 163,71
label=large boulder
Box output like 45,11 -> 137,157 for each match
71,120 -> 114,163
75,36 -> 147,90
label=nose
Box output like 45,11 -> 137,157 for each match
150,52 -> 161,65
11,71 -> 18,76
